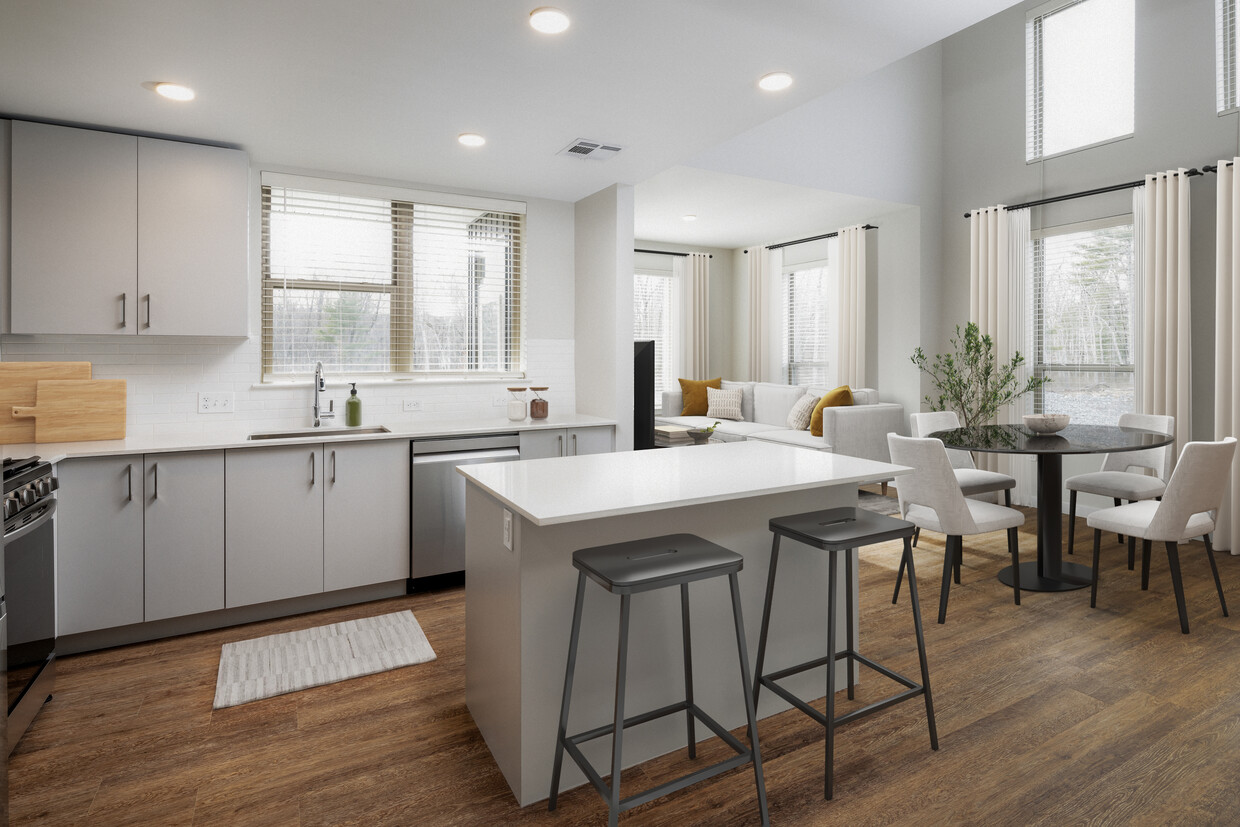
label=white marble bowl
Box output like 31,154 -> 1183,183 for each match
1023,413 -> 1070,434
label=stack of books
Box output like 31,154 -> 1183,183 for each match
654,423 -> 692,447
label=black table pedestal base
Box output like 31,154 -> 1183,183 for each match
998,561 -> 1092,592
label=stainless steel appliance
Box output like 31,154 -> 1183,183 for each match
3,456 -> 56,756
411,434 -> 520,579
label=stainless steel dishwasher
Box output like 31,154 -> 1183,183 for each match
410,433 -> 521,579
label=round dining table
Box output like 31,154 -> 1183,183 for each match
928,423 -> 1174,592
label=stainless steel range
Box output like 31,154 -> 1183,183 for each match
3,456 -> 57,755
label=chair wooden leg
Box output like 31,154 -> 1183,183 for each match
1067,490 -> 1077,555
1127,536 -> 1136,571
912,526 -> 920,548
1141,539 -> 1152,590
1204,534 -> 1229,617
1090,528 -> 1102,608
1007,527 -> 1020,605
1114,498 -> 1124,544
938,536 -> 956,624
1165,542 -> 1191,634
953,539 -> 962,585
881,481 -> 889,496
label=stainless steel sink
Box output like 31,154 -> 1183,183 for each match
247,425 -> 392,441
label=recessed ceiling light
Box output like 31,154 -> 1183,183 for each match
458,133 -> 486,147
758,72 -> 793,92
154,82 -> 195,101
682,214 -> 698,222
530,7 -> 570,34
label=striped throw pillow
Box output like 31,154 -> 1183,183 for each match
786,392 -> 819,430
706,386 -> 744,421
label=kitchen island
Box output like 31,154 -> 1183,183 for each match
460,440 -> 909,806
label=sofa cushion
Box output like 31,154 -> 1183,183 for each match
809,386 -> 878,406
748,429 -> 831,451
706,386 -> 743,420
810,386 -> 854,436
721,380 -> 756,422
678,377 -> 721,416
786,392 -> 819,430
752,383 -> 808,426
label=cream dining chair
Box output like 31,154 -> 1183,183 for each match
1085,437 -> 1236,634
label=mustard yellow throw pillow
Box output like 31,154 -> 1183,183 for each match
810,385 -> 854,437
679,377 -> 722,416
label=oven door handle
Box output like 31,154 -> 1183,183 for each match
3,498 -> 57,544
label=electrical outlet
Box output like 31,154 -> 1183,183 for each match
493,395 -> 508,407
503,509 -> 513,550
402,399 -> 422,412
198,392 -> 235,413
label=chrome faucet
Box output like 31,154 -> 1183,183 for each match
313,361 -> 335,427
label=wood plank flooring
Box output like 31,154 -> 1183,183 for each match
11,501 -> 1240,825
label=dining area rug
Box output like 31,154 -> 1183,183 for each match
212,609 -> 436,709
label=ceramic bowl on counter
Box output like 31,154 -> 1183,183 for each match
1023,413 -> 1070,434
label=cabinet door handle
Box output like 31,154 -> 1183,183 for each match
572,433 -> 578,455
152,462 -> 158,500
120,293 -> 127,328
310,452 -> 316,486
145,294 -> 152,329
126,463 -> 133,502
331,450 -> 337,484
557,434 -> 564,456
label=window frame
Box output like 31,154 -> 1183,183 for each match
1219,0 -> 1239,114
632,265 -> 682,405
780,252 -> 836,387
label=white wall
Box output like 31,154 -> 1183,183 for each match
0,143 -> 580,439
574,184 -> 635,450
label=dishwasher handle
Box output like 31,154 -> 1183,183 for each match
413,448 -> 520,465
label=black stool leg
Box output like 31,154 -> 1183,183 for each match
825,548 -> 838,800
549,572 -> 588,811
752,534 -> 781,711
901,536 -> 938,750
680,582 -> 697,759
607,594 -> 632,827
1067,490 -> 1077,555
728,573 -> 770,826
892,547 -> 907,604
1205,534 -> 1229,617
1090,528 -> 1102,608
1165,542 -> 1190,634
846,548 -> 856,701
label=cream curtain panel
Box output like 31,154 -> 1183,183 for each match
836,224 -> 867,388
680,253 -> 710,379
1215,158 -> 1240,554
1134,170 -> 1192,465
747,246 -> 776,381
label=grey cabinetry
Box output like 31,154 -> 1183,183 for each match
56,457 -> 145,636
518,426 -> 614,459
324,441 -> 409,591
144,451 -> 225,621
225,445 -> 324,608
10,120 -> 248,336
566,426 -> 614,456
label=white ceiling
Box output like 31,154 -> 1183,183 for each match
0,0 -> 1020,207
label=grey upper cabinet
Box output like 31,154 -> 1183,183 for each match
56,456 -> 145,636
137,138 -> 249,336
144,451 -> 225,621
10,121 -> 249,337
11,121 -> 137,335
324,440 -> 410,591
225,445 -> 324,608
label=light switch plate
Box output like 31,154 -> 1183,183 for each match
198,392 -> 235,413
503,509 -> 513,550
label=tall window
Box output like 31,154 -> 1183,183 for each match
633,270 -> 679,399
1027,0 -> 1135,161
261,177 -> 524,381
782,248 -> 837,386
1031,218 -> 1135,424
1219,0 -> 1238,112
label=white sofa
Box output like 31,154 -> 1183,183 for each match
657,381 -> 905,463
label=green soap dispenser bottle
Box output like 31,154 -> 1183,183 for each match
345,382 -> 362,426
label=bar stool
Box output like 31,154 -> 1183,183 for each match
548,533 -> 769,827
753,507 -> 938,800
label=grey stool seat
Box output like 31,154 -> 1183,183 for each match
753,507 -> 939,801
549,533 -> 769,827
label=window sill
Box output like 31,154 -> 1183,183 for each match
254,375 -> 527,390
1027,132 -> 1134,164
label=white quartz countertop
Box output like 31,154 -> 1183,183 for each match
1,413 -> 615,464
458,440 -> 910,526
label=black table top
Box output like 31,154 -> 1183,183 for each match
928,423 -> 1174,455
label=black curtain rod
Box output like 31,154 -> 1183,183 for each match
1203,162 -> 1234,172
634,248 -> 712,258
962,169 -> 1203,218
762,224 -> 878,251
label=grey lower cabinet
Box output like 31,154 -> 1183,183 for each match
56,456 -> 146,636
144,451 -> 225,621
323,441 -> 409,591
225,445 -> 325,608
518,426 -> 615,459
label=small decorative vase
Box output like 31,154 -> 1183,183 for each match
688,429 -> 713,445
507,387 -> 527,421
529,386 -> 549,419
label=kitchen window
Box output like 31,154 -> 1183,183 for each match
1026,0 -> 1135,161
782,248 -> 837,387
633,269 -> 680,400
261,174 -> 525,381
1219,0 -> 1238,113
1031,216 -> 1136,424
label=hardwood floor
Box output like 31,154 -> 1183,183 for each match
11,505 -> 1240,825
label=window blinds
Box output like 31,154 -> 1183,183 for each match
782,260 -> 836,387
1219,0 -> 1238,112
262,184 -> 524,380
633,272 -> 678,398
1031,218 -> 1135,425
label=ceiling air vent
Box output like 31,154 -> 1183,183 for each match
558,139 -> 623,161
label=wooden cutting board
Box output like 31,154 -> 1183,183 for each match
11,379 -> 127,443
0,361 -> 93,443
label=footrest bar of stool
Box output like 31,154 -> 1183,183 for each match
561,739 -> 615,803
567,700 -> 690,745
618,752 -> 754,812
686,704 -> 749,756
849,652 -> 920,692
760,677 -> 830,727
833,686 -> 927,727
761,651 -> 840,683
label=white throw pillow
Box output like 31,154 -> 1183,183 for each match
706,386 -> 744,421
786,392 -> 819,431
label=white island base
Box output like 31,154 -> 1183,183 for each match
461,442 -> 908,807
